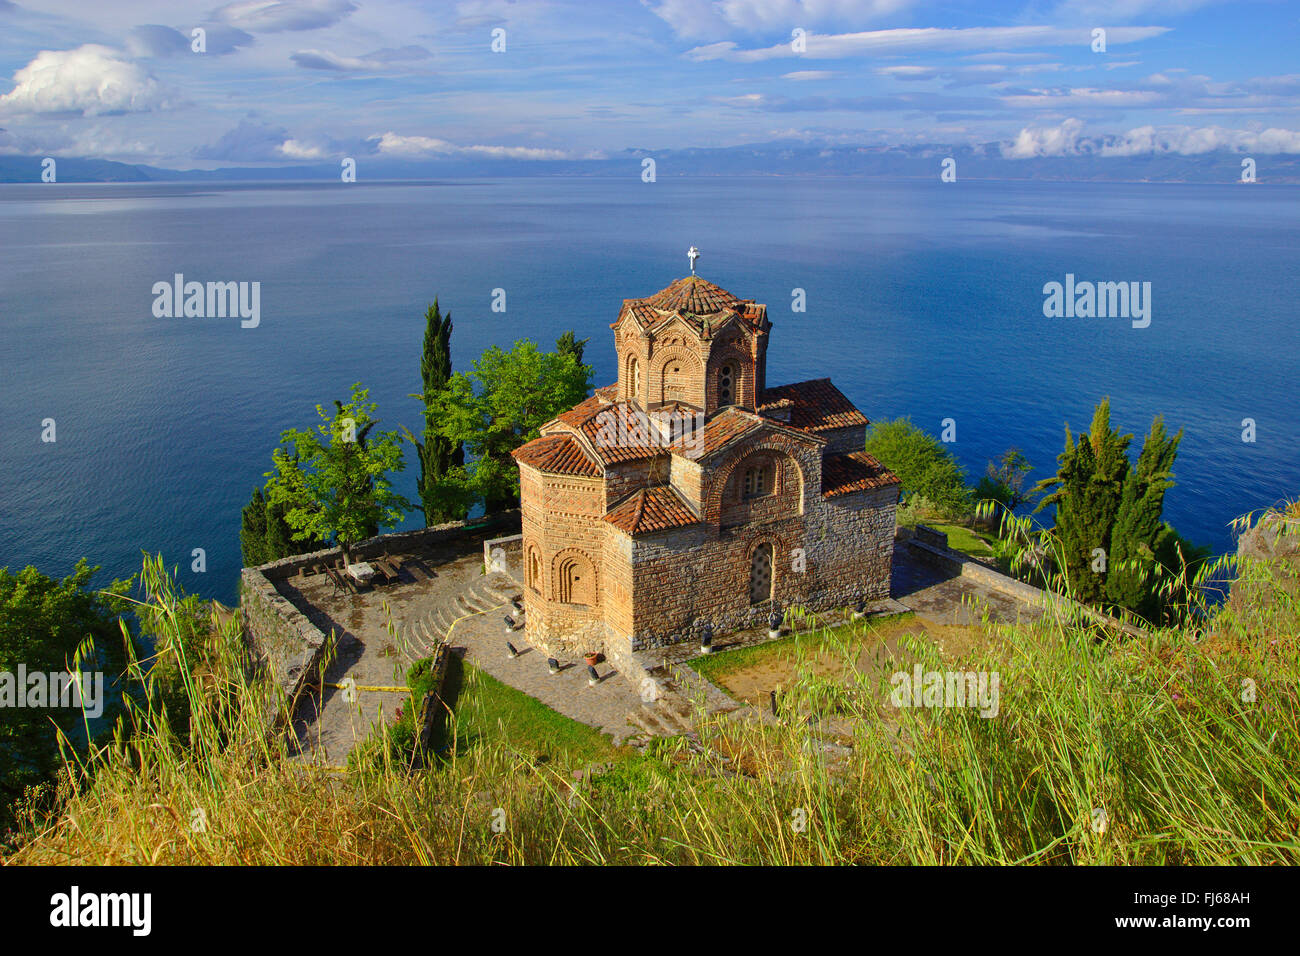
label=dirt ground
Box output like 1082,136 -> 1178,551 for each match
712,616 -> 987,706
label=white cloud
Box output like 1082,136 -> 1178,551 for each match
370,132 -> 567,160
211,0 -> 356,33
276,138 -> 327,159
782,70 -> 833,80
1002,118 -> 1300,157
1051,0 -> 1220,20
1001,87 -> 1163,108
685,25 -> 1170,61
291,46 -> 430,71
649,0 -> 918,41
1003,117 -> 1087,157
0,45 -> 171,116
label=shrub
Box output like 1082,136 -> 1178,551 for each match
864,418 -> 972,519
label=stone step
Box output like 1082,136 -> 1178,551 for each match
645,703 -> 690,737
626,708 -> 668,738
484,584 -> 516,604
656,701 -> 694,734
659,692 -> 694,721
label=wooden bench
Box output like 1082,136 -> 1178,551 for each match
374,557 -> 402,583
323,566 -> 347,595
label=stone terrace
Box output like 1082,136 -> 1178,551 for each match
259,524 -> 1054,764
272,537 -> 659,762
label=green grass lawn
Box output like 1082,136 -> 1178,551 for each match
348,652 -> 619,773
896,510 -> 996,559
932,522 -> 995,558
437,654 -> 618,768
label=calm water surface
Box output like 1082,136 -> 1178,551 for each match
2,178 -> 1296,603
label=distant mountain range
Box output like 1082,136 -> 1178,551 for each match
2,142 -> 1296,184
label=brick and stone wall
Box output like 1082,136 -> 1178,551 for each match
621,482 -> 897,652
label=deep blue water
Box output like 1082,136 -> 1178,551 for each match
2,177 -> 1297,605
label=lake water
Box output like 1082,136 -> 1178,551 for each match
2,177 -> 1296,604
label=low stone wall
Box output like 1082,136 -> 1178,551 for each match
251,511 -> 522,584
239,566 -> 335,737
913,524 -> 948,549
240,511 -> 522,734
483,532 -> 524,574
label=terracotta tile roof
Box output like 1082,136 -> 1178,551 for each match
616,276 -> 767,333
554,399 -> 666,465
821,451 -> 900,497
759,378 -> 869,433
511,433 -> 602,477
674,407 -> 763,458
594,383 -> 618,402
554,394 -> 607,429
604,486 -> 699,535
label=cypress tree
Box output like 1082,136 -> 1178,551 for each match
239,486 -> 270,567
555,330 -> 589,366
416,300 -> 467,525
264,494 -> 309,562
1034,399 -> 1131,606
241,474 -> 327,568
1105,416 -> 1183,621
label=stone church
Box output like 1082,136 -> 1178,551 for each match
512,265 -> 900,659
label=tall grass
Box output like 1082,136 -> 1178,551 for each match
6,534 -> 1298,865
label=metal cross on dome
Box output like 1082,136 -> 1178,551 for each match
687,246 -> 699,275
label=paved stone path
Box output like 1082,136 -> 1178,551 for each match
402,561 -> 657,746
891,544 -> 1046,628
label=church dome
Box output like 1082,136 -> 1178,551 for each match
644,276 -> 742,315
617,276 -> 767,331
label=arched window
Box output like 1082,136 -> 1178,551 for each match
743,463 -> 771,499
719,364 -> 733,407
557,553 -> 595,606
527,548 -> 541,593
750,543 -> 774,605
626,355 -> 640,401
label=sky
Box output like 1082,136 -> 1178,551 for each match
0,0 -> 1298,168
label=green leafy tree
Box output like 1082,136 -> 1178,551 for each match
410,301 -> 467,525
264,383 -> 413,561
423,340 -> 593,514
974,447 -> 1035,512
863,417 -> 972,519
0,561 -> 130,823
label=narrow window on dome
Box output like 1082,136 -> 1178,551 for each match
719,365 -> 733,406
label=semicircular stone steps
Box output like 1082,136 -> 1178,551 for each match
402,575 -> 519,664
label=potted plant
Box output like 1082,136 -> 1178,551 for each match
584,651 -> 601,667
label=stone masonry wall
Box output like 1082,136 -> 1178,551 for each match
621,482 -> 896,652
